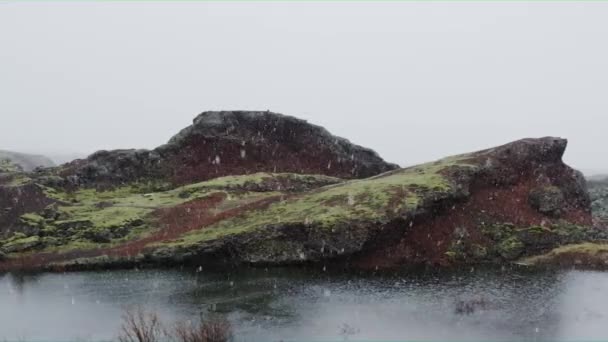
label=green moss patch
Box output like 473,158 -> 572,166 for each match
0,235 -> 42,253
519,242 -> 608,266
447,222 -> 593,263
3,173 -> 339,256
20,213 -> 45,227
160,157 -> 478,249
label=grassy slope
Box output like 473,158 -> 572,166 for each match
157,156 -> 477,249
518,242 -> 608,266
1,151 -> 476,258
0,173 -> 342,256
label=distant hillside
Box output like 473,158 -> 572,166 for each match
0,158 -> 22,173
588,174 -> 608,185
585,175 -> 608,228
587,175 -> 608,191
0,150 -> 55,172
45,152 -> 88,165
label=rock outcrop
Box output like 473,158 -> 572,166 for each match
0,126 -> 596,271
517,176 -> 608,268
144,137 -> 593,269
59,111 -> 398,187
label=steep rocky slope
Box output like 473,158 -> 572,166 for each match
0,126 -> 596,270
0,150 -> 55,172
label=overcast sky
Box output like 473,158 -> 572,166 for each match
1,2 -> 607,173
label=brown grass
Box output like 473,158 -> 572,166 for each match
118,307 -> 233,342
118,307 -> 164,342
171,316 -> 233,342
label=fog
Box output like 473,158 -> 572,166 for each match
1,2 -> 607,173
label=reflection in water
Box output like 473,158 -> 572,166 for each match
0,266 -> 606,341
4,272 -> 43,297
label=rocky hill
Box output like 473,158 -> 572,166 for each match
0,150 -> 55,172
0,112 -> 601,271
59,111 -> 397,187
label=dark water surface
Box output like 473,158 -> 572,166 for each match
1,266 -> 607,341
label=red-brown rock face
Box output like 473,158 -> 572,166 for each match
355,137 -> 593,268
59,111 -> 398,186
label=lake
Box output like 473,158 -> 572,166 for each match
1,266 -> 607,341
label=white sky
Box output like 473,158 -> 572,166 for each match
1,2 -> 607,173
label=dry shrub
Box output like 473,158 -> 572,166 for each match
117,307 -> 233,342
118,306 -> 164,342
172,315 -> 233,342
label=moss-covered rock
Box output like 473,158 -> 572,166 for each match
446,242 -> 481,262
469,244 -> 488,260
529,186 -> 565,215
0,136 -> 596,271
55,219 -> 94,230
519,243 -> 608,268
481,223 -> 515,242
496,237 -> 525,260
0,235 -> 42,253
478,223 -> 592,262
156,158 -> 469,254
20,213 -> 45,227
0,173 -> 345,257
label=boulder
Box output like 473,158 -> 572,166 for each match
56,219 -> 94,230
83,229 -> 113,243
529,186 -> 565,214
